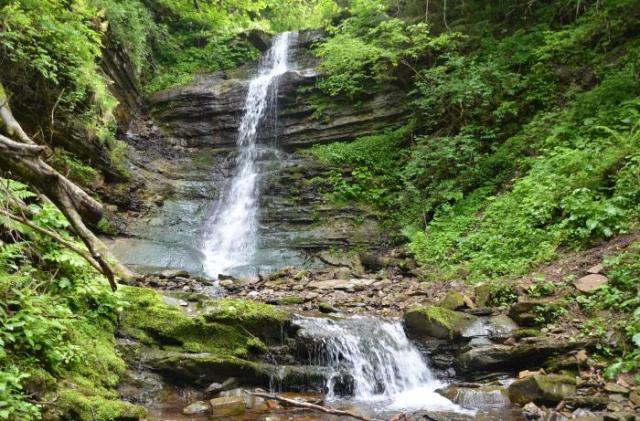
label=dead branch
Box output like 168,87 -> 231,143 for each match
0,208 -> 113,288
0,84 -> 34,145
249,392 -> 374,421
0,82 -> 135,286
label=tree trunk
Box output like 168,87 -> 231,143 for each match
0,81 -> 135,287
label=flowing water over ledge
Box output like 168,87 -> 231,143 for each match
136,313 -> 522,421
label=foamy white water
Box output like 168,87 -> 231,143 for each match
295,316 -> 467,412
202,33 -> 295,277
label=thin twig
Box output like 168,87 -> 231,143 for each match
249,391 -> 374,421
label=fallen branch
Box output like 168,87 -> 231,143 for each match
0,82 -> 135,286
249,391 -> 374,421
0,208 -> 113,289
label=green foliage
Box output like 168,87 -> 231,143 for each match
578,241 -> 640,379
312,0 -> 640,281
532,303 -> 567,325
310,128 -> 408,210
0,179 -> 140,420
486,281 -> 518,309
528,278 -> 557,298
145,36 -> 260,93
90,0 -> 157,77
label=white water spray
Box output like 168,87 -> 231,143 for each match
296,316 -> 465,412
202,32 -> 295,277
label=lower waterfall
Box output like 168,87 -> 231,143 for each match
295,316 -> 467,413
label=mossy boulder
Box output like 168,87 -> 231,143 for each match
404,305 -> 477,340
119,287 -> 271,358
202,298 -> 291,343
54,390 -> 147,421
474,283 -> 491,307
144,350 -> 270,386
507,374 -> 576,405
438,291 -> 466,310
145,350 -> 327,390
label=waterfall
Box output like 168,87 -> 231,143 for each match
202,32 -> 295,278
295,316 -> 464,412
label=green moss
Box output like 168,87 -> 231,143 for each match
404,305 -> 477,340
202,298 -> 291,343
118,287 -> 289,357
55,390 -> 146,421
438,290 -> 466,310
274,296 -> 306,305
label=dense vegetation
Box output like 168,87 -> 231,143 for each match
309,0 -> 640,379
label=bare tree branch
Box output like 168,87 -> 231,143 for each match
0,82 -> 135,286
249,392 -> 375,421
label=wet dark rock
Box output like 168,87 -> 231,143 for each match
205,377 -> 239,397
456,337 -> 588,373
507,373 -> 576,405
145,350 -> 327,391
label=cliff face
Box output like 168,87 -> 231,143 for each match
100,28 -> 144,132
145,32 -> 406,149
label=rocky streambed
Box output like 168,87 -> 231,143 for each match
116,249 -> 639,421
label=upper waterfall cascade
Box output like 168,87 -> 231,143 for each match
202,32 -> 296,278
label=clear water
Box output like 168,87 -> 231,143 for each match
295,316 -> 468,413
202,32 -> 295,278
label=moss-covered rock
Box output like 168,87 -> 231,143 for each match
507,374 -> 576,405
144,350 -> 327,390
404,305 -> 477,340
202,298 -> 291,343
438,290 -> 466,310
54,390 -> 147,421
119,287 -> 288,357
474,283 -> 491,307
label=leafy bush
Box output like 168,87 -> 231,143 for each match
0,179 -> 135,420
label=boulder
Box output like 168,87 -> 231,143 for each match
456,337 -> 588,373
306,278 -> 375,291
439,291 -> 466,310
318,302 -> 338,313
202,299 -> 291,343
209,396 -> 246,418
146,351 -> 327,390
507,374 -> 576,405
159,269 -> 190,279
508,298 -> 564,326
437,385 -> 510,409
474,283 -> 491,307
205,377 -> 238,397
182,401 -> 209,415
587,263 -> 604,274
404,305 -> 478,340
486,315 -> 519,340
573,274 -> 608,294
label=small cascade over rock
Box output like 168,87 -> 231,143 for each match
202,32 -> 296,278
294,315 -> 465,413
